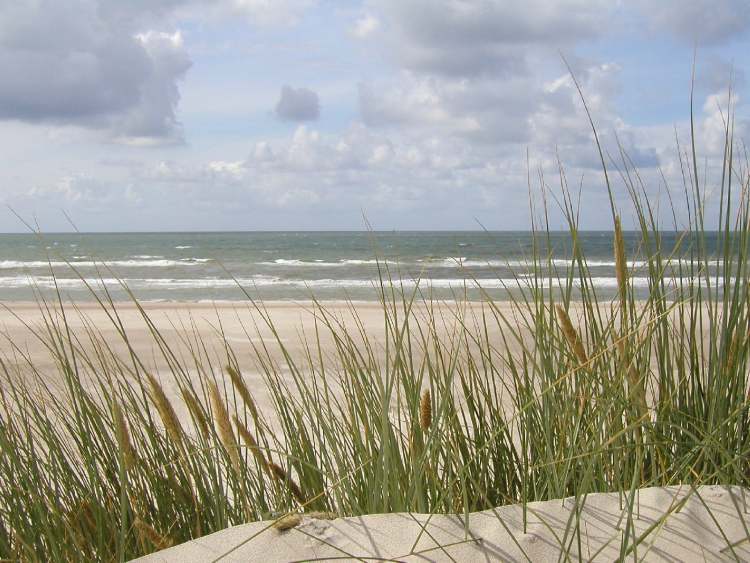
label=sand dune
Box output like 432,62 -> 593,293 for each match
134,485 -> 750,562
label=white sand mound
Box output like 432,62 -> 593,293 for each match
134,485 -> 750,562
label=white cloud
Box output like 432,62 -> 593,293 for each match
699,91 -> 749,156
359,76 -> 480,134
350,14 -> 379,38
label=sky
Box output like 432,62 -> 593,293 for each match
0,0 -> 749,232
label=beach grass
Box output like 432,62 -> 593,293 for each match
1,91 -> 749,561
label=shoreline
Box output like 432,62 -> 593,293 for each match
0,296 -> 665,307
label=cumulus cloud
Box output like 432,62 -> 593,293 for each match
113,123 -> 517,215
354,1 -> 629,151
367,0 -> 613,77
0,0 -> 323,142
354,0 -> 666,189
359,73 -> 546,145
275,85 -> 320,121
8,84 -> 733,232
0,0 -> 191,143
699,91 -> 749,155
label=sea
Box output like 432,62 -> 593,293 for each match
0,231 -> 725,303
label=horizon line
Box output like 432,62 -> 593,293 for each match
0,228 -> 706,235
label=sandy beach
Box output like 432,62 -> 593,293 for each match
0,299 -> 518,429
0,300 -> 509,370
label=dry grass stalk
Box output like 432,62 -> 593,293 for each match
419,389 -> 432,432
577,393 -> 588,417
208,382 -> 242,475
269,462 -> 305,505
451,480 -> 463,514
234,415 -> 271,476
614,215 -> 628,305
134,518 -> 174,551
67,500 -> 96,535
112,401 -> 136,471
146,374 -> 184,447
226,365 -> 260,423
180,386 -> 210,438
555,305 -> 588,365
273,513 -> 301,531
616,334 -> 626,356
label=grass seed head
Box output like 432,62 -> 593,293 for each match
112,400 -> 136,471
180,386 -> 210,438
134,518 -> 174,551
614,215 -> 628,305
419,389 -> 432,432
269,462 -> 305,505
273,513 -> 302,531
208,382 -> 242,475
146,374 -> 184,447
555,305 -> 588,366
226,364 -> 259,422
234,415 -> 270,475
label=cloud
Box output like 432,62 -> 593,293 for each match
355,0 -> 663,187
0,0 -> 191,143
366,0 -> 613,77
115,31 -> 192,143
10,87 -> 736,232
350,14 -> 379,38
275,85 -> 320,121
355,1 -> 636,153
699,90 -> 749,155
3,0 -> 745,231
358,76 -> 479,131
634,0 -> 750,45
110,124 -> 517,215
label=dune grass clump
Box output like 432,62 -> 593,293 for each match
0,91 -> 749,561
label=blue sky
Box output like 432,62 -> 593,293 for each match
0,0 -> 748,232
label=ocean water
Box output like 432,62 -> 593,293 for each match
0,231 -> 725,302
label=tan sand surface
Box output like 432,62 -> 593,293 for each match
0,300 -> 517,431
0,300 -> 510,373
133,485 -> 750,562
0,299 -> 710,431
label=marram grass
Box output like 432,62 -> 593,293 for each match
1,100 -> 750,562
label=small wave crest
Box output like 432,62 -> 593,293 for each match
0,258 -> 209,269
0,275 -> 730,291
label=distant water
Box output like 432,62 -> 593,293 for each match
0,231 -> 726,302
